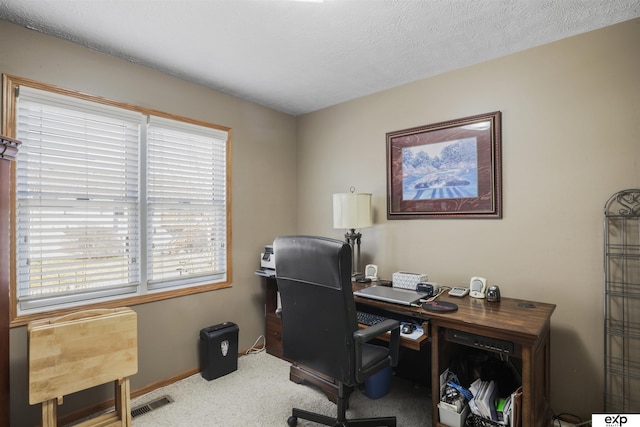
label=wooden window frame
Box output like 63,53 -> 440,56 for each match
2,74 -> 233,327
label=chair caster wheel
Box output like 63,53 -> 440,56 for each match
287,416 -> 298,426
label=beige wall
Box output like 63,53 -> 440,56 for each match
296,18 -> 640,418
2,15 -> 639,425
0,21 -> 297,426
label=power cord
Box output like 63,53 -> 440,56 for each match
446,380 -> 473,401
552,412 -> 591,427
245,334 -> 266,355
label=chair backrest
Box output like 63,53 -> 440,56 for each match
274,235 -> 358,384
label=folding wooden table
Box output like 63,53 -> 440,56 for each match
28,308 -> 138,427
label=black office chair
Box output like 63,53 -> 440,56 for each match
274,235 -> 400,427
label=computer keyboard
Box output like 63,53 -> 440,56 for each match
357,311 -> 389,326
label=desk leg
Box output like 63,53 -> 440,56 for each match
523,328 -> 553,427
431,324 -> 441,427
41,399 -> 57,427
521,346 -> 532,427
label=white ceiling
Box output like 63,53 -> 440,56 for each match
1,0 -> 639,116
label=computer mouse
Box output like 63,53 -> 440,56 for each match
401,323 -> 416,334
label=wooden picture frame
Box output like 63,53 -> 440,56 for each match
386,111 -> 502,219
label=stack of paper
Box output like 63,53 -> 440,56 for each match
468,380 -> 522,426
469,379 -> 498,420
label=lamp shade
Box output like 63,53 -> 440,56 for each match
333,193 -> 372,229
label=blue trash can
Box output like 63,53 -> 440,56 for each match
364,365 -> 392,399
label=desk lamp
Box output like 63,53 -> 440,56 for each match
333,189 -> 372,279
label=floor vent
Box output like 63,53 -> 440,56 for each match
131,395 -> 174,418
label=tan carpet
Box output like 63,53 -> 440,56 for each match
130,351 -> 432,426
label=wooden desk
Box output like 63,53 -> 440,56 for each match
427,294 -> 555,427
264,277 -> 284,358
263,278 -> 430,357
262,278 -> 555,427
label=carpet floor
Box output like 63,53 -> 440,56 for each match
130,351 -> 432,426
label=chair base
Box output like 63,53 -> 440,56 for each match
288,408 -> 396,427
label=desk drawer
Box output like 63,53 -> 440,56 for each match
266,312 -> 283,359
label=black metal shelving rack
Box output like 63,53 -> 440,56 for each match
604,189 -> 640,411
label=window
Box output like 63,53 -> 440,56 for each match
146,116 -> 228,290
4,75 -> 231,319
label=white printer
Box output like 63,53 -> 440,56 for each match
255,245 -> 276,277
260,245 -> 275,270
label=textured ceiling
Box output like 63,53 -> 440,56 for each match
1,0 -> 639,116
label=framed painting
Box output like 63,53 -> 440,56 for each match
386,111 -> 502,219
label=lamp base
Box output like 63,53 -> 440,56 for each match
344,229 -> 363,280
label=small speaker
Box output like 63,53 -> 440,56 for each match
469,277 -> 487,299
365,264 -> 378,280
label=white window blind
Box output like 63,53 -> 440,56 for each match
16,87 -> 143,310
13,84 -> 230,312
146,117 -> 228,289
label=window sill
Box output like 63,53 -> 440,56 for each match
10,281 -> 232,328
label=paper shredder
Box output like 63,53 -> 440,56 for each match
199,322 -> 239,380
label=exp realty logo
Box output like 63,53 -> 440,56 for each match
592,414 -> 639,427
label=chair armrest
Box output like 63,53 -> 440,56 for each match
354,319 -> 400,368
353,319 -> 399,343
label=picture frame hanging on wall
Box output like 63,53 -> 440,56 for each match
386,111 -> 502,219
